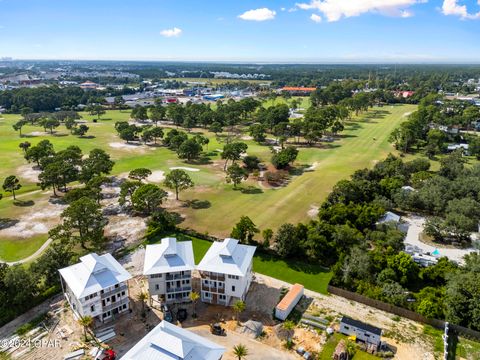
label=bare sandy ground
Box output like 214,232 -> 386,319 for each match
109,142 -> 152,152
146,170 -> 165,183
307,205 -> 319,218
306,162 -> 319,171
0,199 -> 66,238
17,164 -> 41,183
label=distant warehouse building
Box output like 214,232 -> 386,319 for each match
203,94 -> 225,101
275,283 -> 304,320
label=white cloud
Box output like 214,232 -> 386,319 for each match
160,27 -> 182,38
296,0 -> 423,22
442,0 -> 480,19
238,8 -> 276,21
310,13 -> 322,22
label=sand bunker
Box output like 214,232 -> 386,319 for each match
170,167 -> 200,172
146,170 -> 165,183
17,164 -> 42,183
109,142 -> 150,151
307,162 -> 319,171
307,205 -> 319,218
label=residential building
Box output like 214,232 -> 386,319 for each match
339,316 -> 382,348
120,321 -> 225,360
197,238 -> 256,306
143,238 -> 195,304
59,253 -> 132,323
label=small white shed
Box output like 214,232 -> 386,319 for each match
275,284 -> 304,321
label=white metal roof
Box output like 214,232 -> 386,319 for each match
143,238 -> 195,275
59,253 -> 132,299
197,238 -> 256,277
120,321 -> 225,360
377,211 -> 401,224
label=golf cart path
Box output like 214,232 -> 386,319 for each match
0,238 -> 52,265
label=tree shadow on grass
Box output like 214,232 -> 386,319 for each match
79,135 -> 96,139
183,199 -> 212,209
255,250 -> 331,275
240,186 -> 263,194
0,218 -> 19,230
13,199 -> 35,207
187,156 -> 212,165
52,133 -> 69,137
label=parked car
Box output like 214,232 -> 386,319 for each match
210,323 -> 226,336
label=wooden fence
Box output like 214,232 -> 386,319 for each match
327,285 -> 480,341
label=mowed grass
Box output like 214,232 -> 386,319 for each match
149,233 -> 332,294
179,104 -> 417,237
0,103 -> 414,261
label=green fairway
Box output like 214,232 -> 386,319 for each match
149,233 -> 333,294
178,104 -> 416,236
0,104 -> 415,261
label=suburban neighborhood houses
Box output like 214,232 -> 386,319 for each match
59,253 -> 132,324
143,238 -> 195,305
197,238 -> 256,306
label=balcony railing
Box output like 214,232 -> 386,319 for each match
166,273 -> 191,281
101,283 -> 128,299
201,285 -> 225,294
166,286 -> 192,293
199,272 -> 225,281
102,298 -> 129,313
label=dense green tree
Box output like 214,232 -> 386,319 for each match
164,169 -> 194,200
231,216 -> 259,244
129,168 -> 152,182
2,175 -> 21,200
131,184 -> 168,215
226,163 -> 248,189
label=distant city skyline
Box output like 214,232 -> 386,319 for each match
1,0 -> 480,62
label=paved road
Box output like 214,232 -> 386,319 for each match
403,215 -> 476,264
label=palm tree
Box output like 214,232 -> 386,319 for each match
189,291 -> 200,318
345,340 -> 357,359
232,344 -> 248,360
137,291 -> 148,316
78,315 -> 94,341
232,300 -> 246,324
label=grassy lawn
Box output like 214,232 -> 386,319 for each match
318,333 -> 379,360
423,325 -> 480,359
0,103 -> 414,261
147,232 -> 333,294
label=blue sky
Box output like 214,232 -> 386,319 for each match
1,0 -> 480,62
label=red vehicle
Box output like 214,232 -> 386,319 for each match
97,349 -> 116,360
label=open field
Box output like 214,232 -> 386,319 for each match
0,104 -> 415,262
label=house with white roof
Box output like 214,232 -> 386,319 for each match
197,238 -> 256,306
143,238 -> 195,304
120,321 -> 225,360
59,253 -> 132,323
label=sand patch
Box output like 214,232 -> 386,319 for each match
104,214 -> 147,246
109,142 -> 150,152
306,162 -> 319,171
0,200 -> 66,238
147,170 -> 165,183
17,164 -> 41,183
28,131 -> 48,136
169,167 -> 200,172
241,135 -> 253,141
403,112 -> 412,117
307,205 -> 319,218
